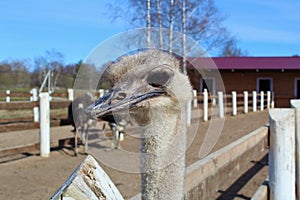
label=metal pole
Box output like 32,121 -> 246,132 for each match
39,92 -> 50,157
269,108 -> 295,200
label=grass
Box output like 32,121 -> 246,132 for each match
0,108 -> 68,120
0,97 -> 31,101
0,109 -> 33,119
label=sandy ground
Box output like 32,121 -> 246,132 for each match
0,110 -> 269,200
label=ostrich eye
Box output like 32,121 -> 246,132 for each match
147,67 -> 174,87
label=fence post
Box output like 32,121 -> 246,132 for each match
291,100 -> 300,200
269,108 -> 295,200
6,90 -> 10,102
232,91 -> 237,116
271,91 -> 275,108
260,91 -> 264,111
267,91 -> 271,109
67,88 -> 74,101
252,91 -> 257,112
203,90 -> 208,122
30,89 -> 33,101
32,88 -> 39,122
39,92 -> 50,157
218,91 -> 224,118
192,89 -> 197,108
244,91 -> 248,114
186,101 -> 191,127
99,89 -> 105,98
212,92 -> 216,106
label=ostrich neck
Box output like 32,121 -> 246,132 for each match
140,106 -> 186,200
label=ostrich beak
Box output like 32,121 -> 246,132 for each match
85,88 -> 165,119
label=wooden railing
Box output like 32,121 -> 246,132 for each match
0,89 -> 273,132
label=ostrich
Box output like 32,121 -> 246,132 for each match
101,113 -> 128,149
70,93 -> 95,155
86,50 -> 192,199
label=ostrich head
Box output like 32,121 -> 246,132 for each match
87,50 -> 192,125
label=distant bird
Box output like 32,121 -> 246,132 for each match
70,93 -> 95,155
101,113 -> 128,149
86,50 -> 192,199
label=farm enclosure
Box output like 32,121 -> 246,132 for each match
0,111 -> 269,199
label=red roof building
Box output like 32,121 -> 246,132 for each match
187,56 -> 300,107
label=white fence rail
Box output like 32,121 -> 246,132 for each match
1,89 -> 273,158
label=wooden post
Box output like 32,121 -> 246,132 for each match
67,88 -> 74,101
244,91 -> 248,114
192,89 -> 197,108
39,92 -> 50,157
232,91 -> 237,116
6,90 -> 10,102
99,89 -> 105,98
203,90 -> 208,122
267,91 -> 271,109
271,91 -> 275,108
252,91 -> 257,112
218,91 -> 224,118
260,91 -> 264,111
50,155 -> 124,200
32,88 -> 39,122
269,109 -> 295,200
212,92 -> 216,106
186,101 -> 191,126
291,100 -> 300,200
30,89 -> 33,101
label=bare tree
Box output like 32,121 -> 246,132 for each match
156,0 -> 163,48
147,0 -> 151,46
220,37 -> 248,57
169,0 -> 175,52
10,59 -> 31,88
0,59 -> 31,89
107,0 -> 239,55
182,0 -> 187,74
33,49 -> 64,91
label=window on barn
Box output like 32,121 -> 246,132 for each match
257,78 -> 272,92
201,78 -> 215,94
294,78 -> 300,99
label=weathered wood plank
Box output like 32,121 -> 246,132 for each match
50,155 -> 124,200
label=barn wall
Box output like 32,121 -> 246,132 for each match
187,69 -> 300,107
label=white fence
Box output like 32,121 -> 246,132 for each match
193,90 -> 274,122
1,89 -> 273,158
252,99 -> 300,200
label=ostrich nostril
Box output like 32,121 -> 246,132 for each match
115,92 -> 127,101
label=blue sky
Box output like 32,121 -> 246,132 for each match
0,0 -> 299,64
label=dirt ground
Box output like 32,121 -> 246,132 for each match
0,110 -> 269,200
